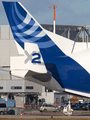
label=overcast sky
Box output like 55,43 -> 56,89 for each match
0,0 -> 90,25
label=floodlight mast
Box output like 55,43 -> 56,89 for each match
49,5 -> 58,33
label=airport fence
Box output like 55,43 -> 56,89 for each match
23,105 -> 90,116
1,105 -> 90,116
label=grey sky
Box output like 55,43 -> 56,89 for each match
0,0 -> 90,25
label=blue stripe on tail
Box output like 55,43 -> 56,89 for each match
3,2 -> 54,49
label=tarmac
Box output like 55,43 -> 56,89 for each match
0,115 -> 90,119
0,110 -> 90,119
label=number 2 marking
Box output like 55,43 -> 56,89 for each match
32,53 -> 41,64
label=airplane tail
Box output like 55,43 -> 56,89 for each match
3,1 -> 53,81
3,1 -> 90,97
2,1 -> 64,80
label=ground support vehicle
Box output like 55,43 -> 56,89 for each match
63,101 -> 73,116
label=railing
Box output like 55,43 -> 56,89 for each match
1,105 -> 90,116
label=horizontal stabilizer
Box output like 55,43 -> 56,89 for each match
10,42 -> 51,82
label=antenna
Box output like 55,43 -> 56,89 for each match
49,5 -> 58,33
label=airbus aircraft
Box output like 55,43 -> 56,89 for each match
2,1 -> 90,98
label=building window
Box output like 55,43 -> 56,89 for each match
26,86 -> 33,89
11,86 -> 22,89
0,87 -> 3,89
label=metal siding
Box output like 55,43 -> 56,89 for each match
0,26 -> 19,67
10,39 -> 19,56
0,39 -> 1,66
0,73 -> 10,80
0,73 -> 3,80
1,25 -> 9,39
0,40 -> 10,66
14,96 -> 24,107
0,26 -> 1,39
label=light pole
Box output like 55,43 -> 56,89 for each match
49,5 -> 58,33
